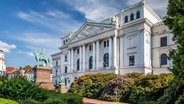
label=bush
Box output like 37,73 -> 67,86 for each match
158,78 -> 184,104
100,75 -> 132,102
18,92 -> 82,104
68,73 -> 117,98
0,77 -> 48,101
122,74 -> 174,104
43,91 -> 82,104
0,98 -> 18,104
0,77 -> 83,104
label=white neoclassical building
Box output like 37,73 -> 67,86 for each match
0,50 -> 6,76
51,1 -> 176,88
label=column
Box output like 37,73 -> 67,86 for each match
79,46 -> 82,71
109,37 -> 112,68
96,41 -> 99,70
68,49 -> 71,72
82,45 -> 85,71
71,49 -> 74,72
93,42 -> 96,70
114,31 -> 118,69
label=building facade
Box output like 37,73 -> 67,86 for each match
0,50 -> 6,76
51,1 -> 176,88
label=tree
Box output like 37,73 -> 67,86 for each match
23,65 -> 32,68
165,0 -> 184,79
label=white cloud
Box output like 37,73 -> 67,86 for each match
0,41 -> 16,52
11,31 -> 60,55
17,10 -> 82,33
62,0 -> 124,21
62,0 -> 168,21
27,52 -> 34,57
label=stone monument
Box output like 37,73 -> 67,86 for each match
33,49 -> 55,90
58,75 -> 67,93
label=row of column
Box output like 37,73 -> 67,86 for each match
68,36 -> 117,72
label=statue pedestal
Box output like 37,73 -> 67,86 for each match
34,67 -> 55,90
59,84 -> 67,93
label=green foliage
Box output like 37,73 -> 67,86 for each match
157,78 -> 184,104
165,0 -> 184,80
124,74 -> 173,104
100,75 -> 132,102
68,73 -> 117,98
0,77 -> 47,101
23,65 -> 32,68
0,98 -> 18,104
0,77 -> 82,104
136,74 -> 174,90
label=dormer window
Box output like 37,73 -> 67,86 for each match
130,13 -> 134,21
125,16 -> 128,23
136,11 -> 140,19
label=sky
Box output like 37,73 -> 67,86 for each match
0,0 -> 168,68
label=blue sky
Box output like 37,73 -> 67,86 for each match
0,0 -> 168,68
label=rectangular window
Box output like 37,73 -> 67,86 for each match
129,56 -> 135,66
107,40 -> 109,47
56,61 -> 58,66
104,41 -> 106,47
65,67 -> 67,73
65,55 -> 67,62
160,37 -> 167,47
89,45 -> 92,51
77,49 -> 79,54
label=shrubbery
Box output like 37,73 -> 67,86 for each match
68,72 -> 174,103
100,75 -> 132,102
0,76 -> 82,104
68,73 -> 117,98
157,78 -> 184,104
0,98 -> 18,104
0,77 -> 47,101
122,74 -> 174,103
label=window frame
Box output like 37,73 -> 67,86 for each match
129,55 -> 135,66
89,56 -> 93,69
77,59 -> 80,71
130,13 -> 134,21
125,16 -> 128,23
160,37 -> 167,47
65,66 -> 67,73
160,53 -> 167,65
103,53 -> 109,67
136,11 -> 140,19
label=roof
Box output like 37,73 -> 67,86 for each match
6,67 -> 16,73
0,57 -> 4,61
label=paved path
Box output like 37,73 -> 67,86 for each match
83,98 -> 128,104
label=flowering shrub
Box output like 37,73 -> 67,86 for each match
100,75 -> 132,102
68,73 -> 117,98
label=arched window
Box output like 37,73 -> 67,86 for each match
89,56 -> 93,69
136,11 -> 140,19
103,53 -> 109,67
125,16 -> 128,23
130,13 -> 134,21
161,53 -> 167,65
77,59 -> 80,71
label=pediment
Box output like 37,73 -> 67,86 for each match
69,22 -> 114,43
